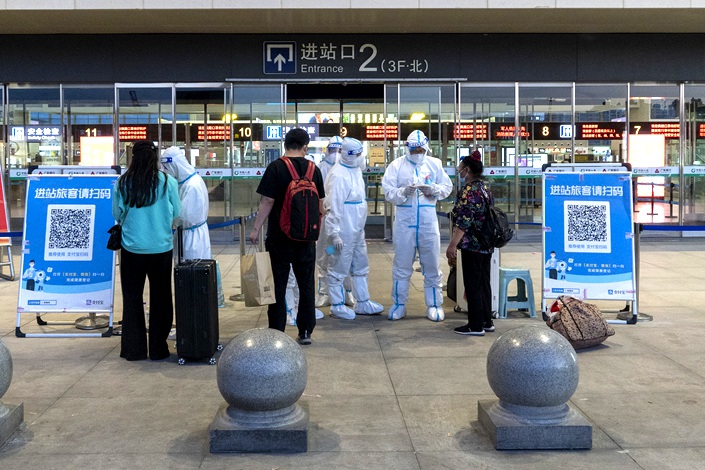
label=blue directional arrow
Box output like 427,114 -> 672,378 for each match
263,42 -> 296,74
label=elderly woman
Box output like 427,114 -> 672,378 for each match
445,150 -> 495,336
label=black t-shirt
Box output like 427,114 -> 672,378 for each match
256,157 -> 326,242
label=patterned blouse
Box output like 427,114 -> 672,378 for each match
450,179 -> 494,254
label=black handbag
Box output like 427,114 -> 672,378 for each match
447,266 -> 457,303
107,207 -> 129,251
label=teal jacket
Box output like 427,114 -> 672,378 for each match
112,172 -> 181,254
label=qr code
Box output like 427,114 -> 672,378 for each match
564,201 -> 611,253
44,204 -> 95,261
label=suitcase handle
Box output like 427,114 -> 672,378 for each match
177,226 -> 184,264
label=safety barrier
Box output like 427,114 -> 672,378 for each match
634,181 -> 679,219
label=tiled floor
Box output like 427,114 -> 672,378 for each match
1,236 -> 704,469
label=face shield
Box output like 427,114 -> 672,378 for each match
405,130 -> 430,164
325,136 -> 344,163
340,138 -> 364,167
159,146 -> 192,181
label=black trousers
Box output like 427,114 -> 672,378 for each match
119,248 -> 173,360
460,249 -> 493,331
266,238 -> 316,336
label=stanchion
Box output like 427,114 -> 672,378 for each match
230,216 -> 246,302
647,182 -> 657,215
371,181 -> 381,214
75,312 -> 110,330
665,182 -> 677,219
615,223 -> 652,324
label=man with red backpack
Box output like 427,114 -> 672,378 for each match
249,128 -> 326,345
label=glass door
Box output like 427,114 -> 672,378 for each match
628,83 -> 680,224
518,84 -> 573,224
116,84 -> 173,166
5,84 -> 61,225
683,84 -> 705,224
63,85 -> 116,166
459,83 -> 518,228
230,84 -> 285,219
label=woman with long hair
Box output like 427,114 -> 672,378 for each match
112,140 -> 181,361
446,150 -> 495,336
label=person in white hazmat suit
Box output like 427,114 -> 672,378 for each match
285,269 -> 325,326
324,137 -> 384,320
381,130 -> 453,322
314,136 -> 354,308
160,146 -> 224,306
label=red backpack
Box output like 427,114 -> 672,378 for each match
279,157 -> 321,242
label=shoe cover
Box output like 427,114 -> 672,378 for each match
344,276 -> 355,306
285,280 -> 298,326
344,290 -> 355,307
315,308 -> 324,320
331,304 -> 356,320
388,304 -> 407,320
354,300 -> 384,315
216,261 -> 225,308
315,294 -> 331,308
426,306 -> 445,322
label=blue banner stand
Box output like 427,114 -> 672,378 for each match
541,163 -> 638,325
16,174 -> 119,337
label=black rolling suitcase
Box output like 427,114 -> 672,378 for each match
174,228 -> 221,365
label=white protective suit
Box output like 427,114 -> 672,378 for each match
381,131 -> 453,322
324,138 -> 384,320
285,268 -> 325,326
315,136 -> 354,308
161,147 -> 224,306
161,147 -> 211,259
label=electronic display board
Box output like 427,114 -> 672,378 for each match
453,124 -> 488,140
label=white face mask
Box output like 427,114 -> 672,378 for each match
407,151 -> 426,164
356,155 -> 366,169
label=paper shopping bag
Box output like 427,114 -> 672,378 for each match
241,251 -> 276,307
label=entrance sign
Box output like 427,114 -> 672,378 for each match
542,171 -> 636,315
16,175 -> 118,337
263,42 -> 296,74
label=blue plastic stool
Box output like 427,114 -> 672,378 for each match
498,267 -> 536,319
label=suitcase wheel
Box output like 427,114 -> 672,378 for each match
217,344 -> 224,351
209,357 -> 217,365
178,358 -> 186,365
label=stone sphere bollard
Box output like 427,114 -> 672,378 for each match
210,328 -> 309,452
0,338 -> 12,404
217,328 -> 307,415
478,325 -> 591,450
487,325 -> 578,409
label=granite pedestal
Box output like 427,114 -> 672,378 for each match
0,337 -> 23,448
0,403 -> 24,447
479,325 -> 592,450
209,328 -> 308,453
